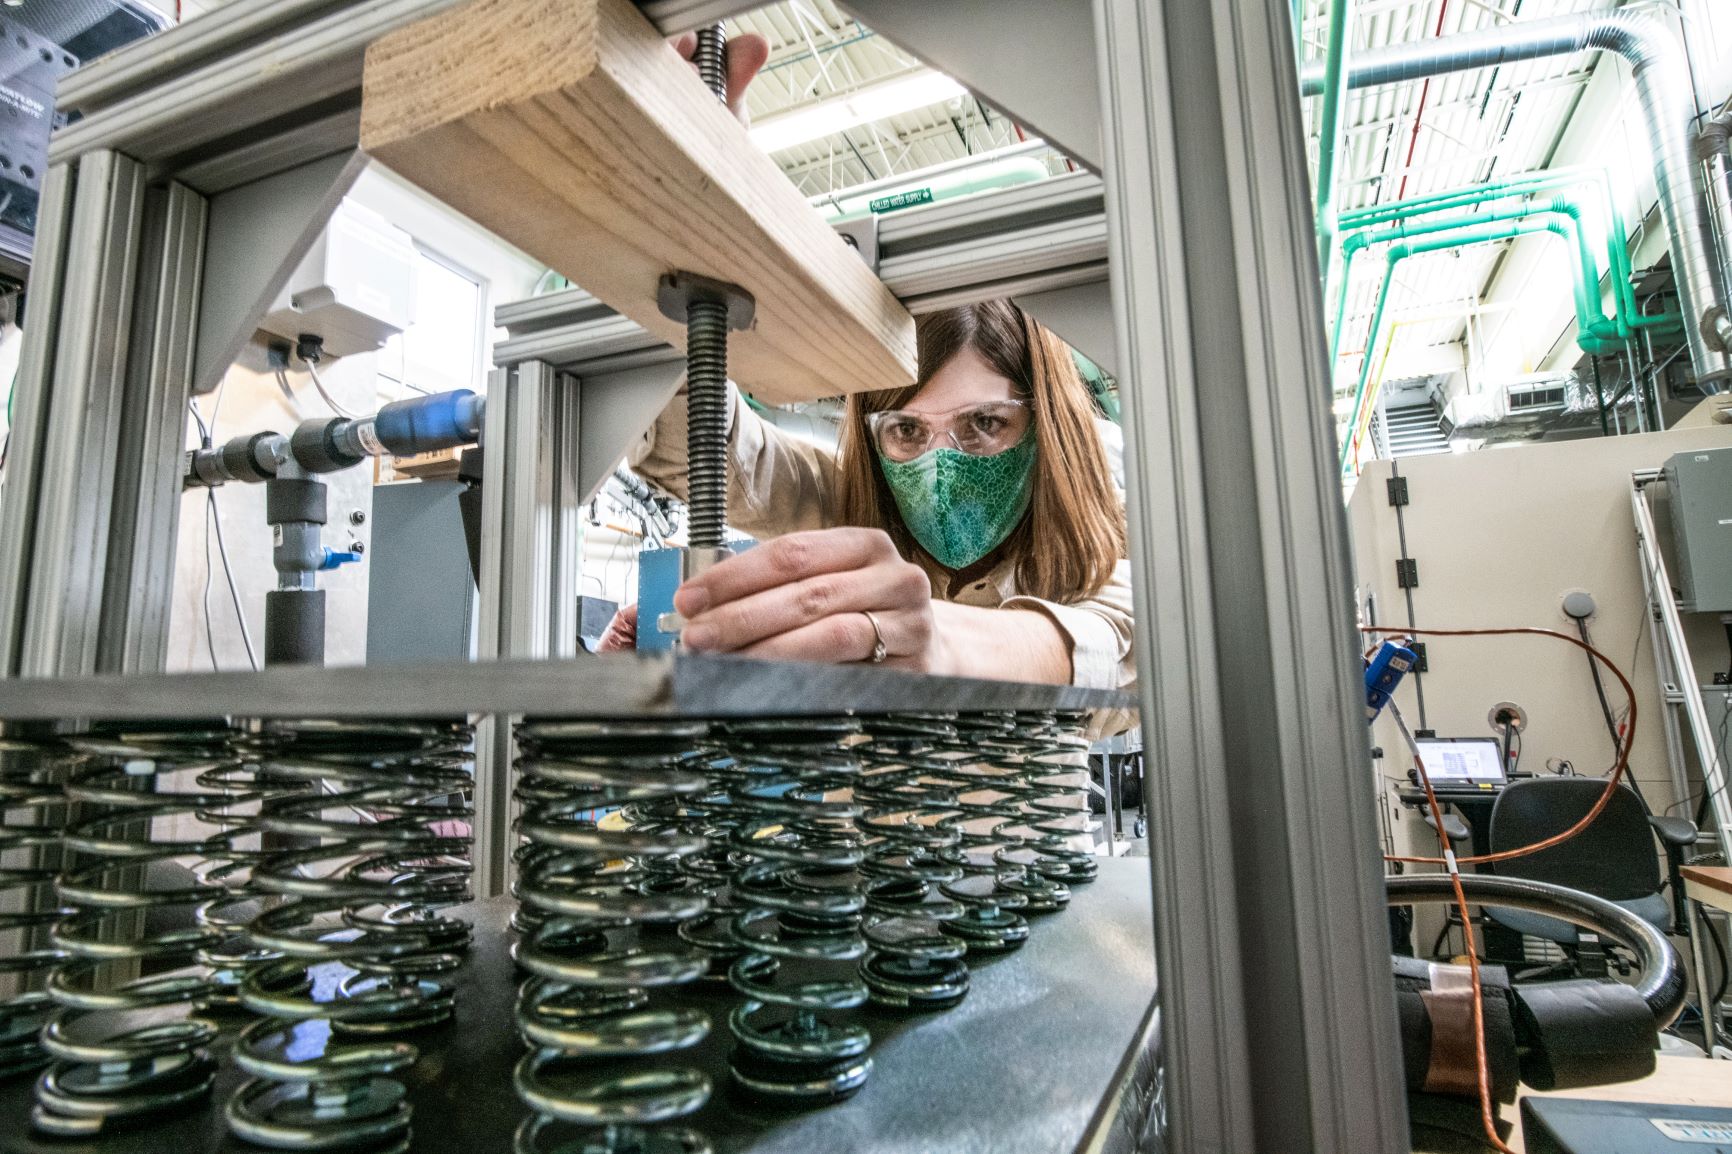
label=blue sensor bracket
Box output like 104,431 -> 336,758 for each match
1365,640 -> 1417,722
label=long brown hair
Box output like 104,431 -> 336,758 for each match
835,300 -> 1126,603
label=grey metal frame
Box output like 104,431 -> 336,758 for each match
1093,1 -> 1406,1148
472,362 -> 585,897
0,1 -> 1410,1149
1631,470 -> 1732,857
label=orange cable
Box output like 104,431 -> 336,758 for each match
1365,624 -> 1637,867
1372,623 -> 1640,1153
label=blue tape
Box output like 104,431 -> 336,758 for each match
373,390 -> 482,454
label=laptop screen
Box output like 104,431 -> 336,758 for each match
1414,737 -> 1507,786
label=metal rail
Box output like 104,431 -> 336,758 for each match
1631,470 -> 1732,856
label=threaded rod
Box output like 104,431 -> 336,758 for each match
693,24 -> 727,103
684,23 -> 731,553
686,298 -> 730,550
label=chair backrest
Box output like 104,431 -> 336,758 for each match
1487,777 -> 1659,901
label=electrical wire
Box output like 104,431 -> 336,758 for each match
209,490 -> 257,672
191,386 -> 257,672
1368,623 -> 1637,869
273,369 -> 306,420
305,361 -> 367,420
1576,615 -> 1646,805
1375,623 -> 1649,1152
1700,895 -> 1729,1038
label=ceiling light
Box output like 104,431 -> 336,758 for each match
749,71 -> 968,154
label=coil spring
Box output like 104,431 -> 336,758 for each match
999,711 -> 1098,891
925,711 -> 1096,951
188,748 -> 291,1011
0,733 -> 70,1080
510,719 -> 715,1154
852,714 -> 970,1010
32,725 -> 236,1137
226,719 -> 474,1153
717,717 -> 873,1102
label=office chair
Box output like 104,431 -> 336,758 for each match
1485,776 -> 1698,964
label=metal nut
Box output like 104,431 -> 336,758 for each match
349,510 -> 366,525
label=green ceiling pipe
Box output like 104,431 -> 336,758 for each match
1328,185 -> 1682,367
1333,199 -> 1624,356
1338,168 -> 1678,334
1338,216 -> 1629,473
1314,0 -> 1353,275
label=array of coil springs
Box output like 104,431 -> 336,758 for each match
2,706 -> 1096,1147
503,709 -> 1099,1150
4,718 -> 473,1149
854,711 -> 1097,993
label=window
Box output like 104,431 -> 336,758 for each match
376,247 -> 485,401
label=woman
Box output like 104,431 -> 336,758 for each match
605,299 -> 1135,705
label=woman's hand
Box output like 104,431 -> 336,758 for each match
595,603 -> 639,653
674,529 -> 950,672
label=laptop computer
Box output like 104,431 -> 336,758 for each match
1412,736 -> 1508,791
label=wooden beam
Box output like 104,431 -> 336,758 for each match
360,0 -> 916,404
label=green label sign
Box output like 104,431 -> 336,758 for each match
868,187 -> 934,214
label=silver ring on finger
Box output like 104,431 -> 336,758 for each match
860,610 -> 888,664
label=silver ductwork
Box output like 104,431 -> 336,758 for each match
1696,115 -> 1732,355
1444,374 -> 1615,431
1301,7 -> 1732,394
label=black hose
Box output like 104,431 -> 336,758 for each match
1576,617 -> 1646,806
1386,874 -> 1687,1028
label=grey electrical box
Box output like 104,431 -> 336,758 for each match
366,480 -> 475,665
1663,446 -> 1732,614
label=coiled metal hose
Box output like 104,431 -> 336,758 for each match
0,733 -> 70,1080
720,718 -> 873,1101
510,719 -> 715,1154
853,715 -> 970,1010
226,719 -> 473,1152
33,725 -> 235,1137
1387,873 -> 1687,1028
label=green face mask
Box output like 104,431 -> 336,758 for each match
877,434 -> 1037,570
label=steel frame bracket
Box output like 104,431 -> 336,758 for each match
193,150 -> 365,396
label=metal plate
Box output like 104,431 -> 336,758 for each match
0,652 -> 1137,723
0,859 -> 1158,1154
